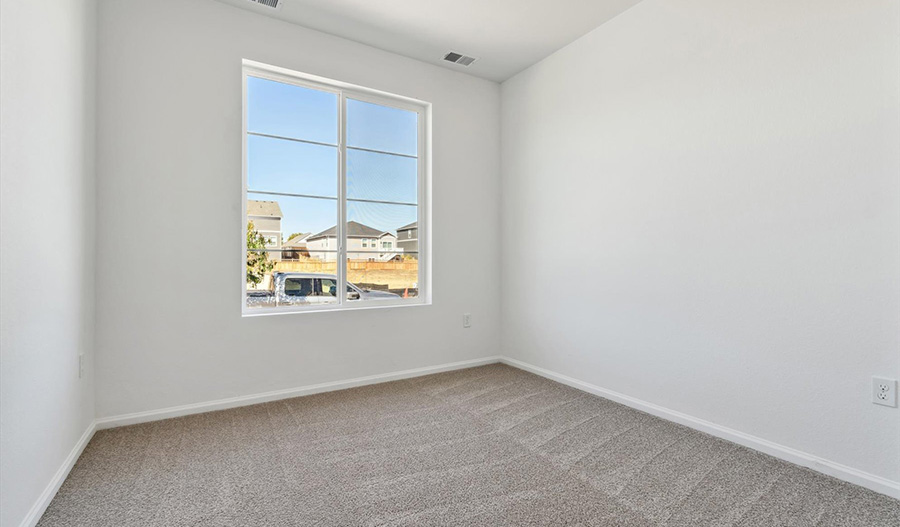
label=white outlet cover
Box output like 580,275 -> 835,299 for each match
873,377 -> 897,408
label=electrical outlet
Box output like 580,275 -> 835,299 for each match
463,313 -> 471,328
873,377 -> 897,408
78,354 -> 85,379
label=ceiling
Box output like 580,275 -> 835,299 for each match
215,0 -> 644,82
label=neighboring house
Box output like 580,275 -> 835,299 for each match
247,199 -> 282,261
307,221 -> 401,261
282,232 -> 310,260
396,221 -> 418,255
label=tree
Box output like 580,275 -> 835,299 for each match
246,221 -> 274,287
286,232 -> 305,242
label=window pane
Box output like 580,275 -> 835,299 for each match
346,148 -> 417,204
347,98 -> 417,156
246,191 -> 340,307
346,201 -> 417,237
245,252 -> 340,309
247,76 -> 337,145
247,192 -> 337,250
345,201 -> 418,302
248,135 -> 337,197
347,252 -> 419,301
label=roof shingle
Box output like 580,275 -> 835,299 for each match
308,221 -> 386,241
247,200 -> 283,218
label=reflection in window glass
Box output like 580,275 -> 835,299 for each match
248,76 -> 337,144
347,98 -> 417,156
345,202 -> 418,301
248,135 -> 337,197
346,148 -> 417,204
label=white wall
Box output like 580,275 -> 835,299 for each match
95,0 -> 501,418
0,0 -> 97,525
501,0 -> 900,485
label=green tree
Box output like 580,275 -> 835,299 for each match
286,232 -> 305,242
246,221 -> 274,286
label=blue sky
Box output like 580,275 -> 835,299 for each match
247,76 -> 417,238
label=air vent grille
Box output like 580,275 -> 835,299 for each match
248,0 -> 281,9
443,51 -> 477,67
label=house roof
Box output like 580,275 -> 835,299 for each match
247,200 -> 283,218
283,233 -> 310,247
397,221 -> 417,231
308,221 -> 386,241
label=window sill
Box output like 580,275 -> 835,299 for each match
241,297 -> 430,317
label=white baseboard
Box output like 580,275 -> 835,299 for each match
499,356 -> 900,500
19,420 -> 96,527
23,356 -> 502,527
24,353 -> 897,527
95,356 -> 503,430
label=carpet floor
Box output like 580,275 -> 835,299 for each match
38,364 -> 899,526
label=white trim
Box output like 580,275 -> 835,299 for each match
241,67 -> 249,313
498,357 -> 900,500
243,59 -> 428,109
19,421 -> 96,527
24,357 -> 500,526
337,87 -> 348,307
241,59 -> 431,317
92,355 -> 900,500
95,356 -> 501,430
420,102 -> 432,304
242,295 -> 427,316
27,355 -> 896,527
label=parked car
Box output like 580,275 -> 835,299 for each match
247,272 -> 400,308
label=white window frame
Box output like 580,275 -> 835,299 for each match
242,59 -> 431,316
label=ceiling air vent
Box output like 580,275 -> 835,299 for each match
443,51 -> 477,67
247,0 -> 281,9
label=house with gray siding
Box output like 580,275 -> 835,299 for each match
396,221 -> 417,254
307,221 -> 400,261
247,200 -> 282,261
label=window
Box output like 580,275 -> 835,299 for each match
243,61 -> 429,314
319,278 -> 338,297
284,278 -> 314,297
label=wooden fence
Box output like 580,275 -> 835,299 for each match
274,259 -> 418,273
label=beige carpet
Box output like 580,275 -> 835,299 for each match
38,364 -> 899,526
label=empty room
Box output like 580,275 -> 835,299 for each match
1,0 -> 899,525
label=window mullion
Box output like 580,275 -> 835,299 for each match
337,91 -> 348,305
